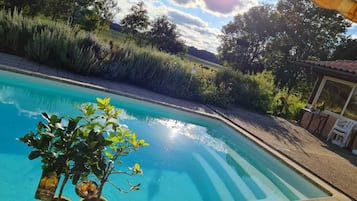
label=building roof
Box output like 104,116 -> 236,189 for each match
304,60 -> 357,74
295,60 -> 357,83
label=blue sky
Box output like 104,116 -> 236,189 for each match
114,0 -> 357,54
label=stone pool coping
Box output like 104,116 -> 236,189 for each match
0,53 -> 355,201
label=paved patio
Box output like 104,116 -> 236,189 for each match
0,52 -> 356,201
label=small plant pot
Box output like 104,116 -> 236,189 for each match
34,171 -> 59,201
80,197 -> 107,201
53,195 -> 71,201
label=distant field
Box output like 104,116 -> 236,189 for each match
184,54 -> 225,71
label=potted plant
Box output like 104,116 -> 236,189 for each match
71,97 -> 149,201
19,97 -> 148,201
18,112 -> 82,201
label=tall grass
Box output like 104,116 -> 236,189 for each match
0,8 -> 34,56
101,43 -> 202,99
26,23 -> 111,74
0,8 -> 110,75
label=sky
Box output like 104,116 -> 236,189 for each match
113,0 -> 357,54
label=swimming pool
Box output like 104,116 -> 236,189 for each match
0,70 -> 329,201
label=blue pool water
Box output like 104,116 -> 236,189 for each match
0,70 -> 329,201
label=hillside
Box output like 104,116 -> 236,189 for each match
187,46 -> 221,65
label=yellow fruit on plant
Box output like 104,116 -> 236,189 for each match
88,183 -> 97,192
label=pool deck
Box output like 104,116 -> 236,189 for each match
0,52 -> 356,201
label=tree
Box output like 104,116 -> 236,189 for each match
0,0 -> 41,15
218,0 -> 350,89
332,38 -> 357,60
0,0 -> 119,31
149,15 -> 186,54
218,5 -> 280,73
120,1 -> 150,40
266,0 -> 350,88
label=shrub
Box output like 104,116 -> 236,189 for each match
26,23 -> 111,75
101,43 -> 202,100
213,69 -> 275,112
273,88 -> 306,120
0,8 -> 34,56
249,70 -> 275,112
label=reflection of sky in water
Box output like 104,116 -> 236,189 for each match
0,85 -> 74,117
0,85 -> 137,120
154,119 -> 227,153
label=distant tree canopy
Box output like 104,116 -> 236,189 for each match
0,0 -> 118,31
332,38 -> 357,60
218,5 -> 279,73
149,15 -> 186,54
120,1 -> 149,36
218,0 -> 350,89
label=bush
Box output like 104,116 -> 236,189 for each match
273,88 -> 306,120
213,69 -> 275,112
0,8 -> 34,56
0,8 -> 110,75
26,23 -> 111,75
101,43 -> 202,100
249,70 -> 275,112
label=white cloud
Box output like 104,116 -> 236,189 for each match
167,9 -> 208,27
177,24 -> 220,53
170,0 -> 259,17
113,0 -> 221,53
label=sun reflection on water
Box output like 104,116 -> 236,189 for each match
155,119 -> 227,153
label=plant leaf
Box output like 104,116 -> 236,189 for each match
28,150 -> 41,160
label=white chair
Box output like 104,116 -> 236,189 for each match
327,118 -> 356,147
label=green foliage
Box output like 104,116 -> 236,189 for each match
26,25 -> 111,74
18,112 -> 82,199
19,98 -> 148,200
0,8 -> 34,56
201,80 -> 234,107
273,88 -> 306,120
101,43 -> 201,100
218,0 -> 350,89
0,8 -> 111,74
249,70 -> 275,112
218,5 -> 279,73
149,15 -> 186,54
1,0 -> 119,31
211,69 -> 275,112
333,38 -> 357,60
120,1 -> 150,38
0,7 -> 295,115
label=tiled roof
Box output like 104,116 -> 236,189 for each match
303,60 -> 357,74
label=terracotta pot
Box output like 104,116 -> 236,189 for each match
53,196 -> 71,201
34,171 -> 59,201
80,197 -> 107,201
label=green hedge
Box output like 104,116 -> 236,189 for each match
100,43 -> 202,100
